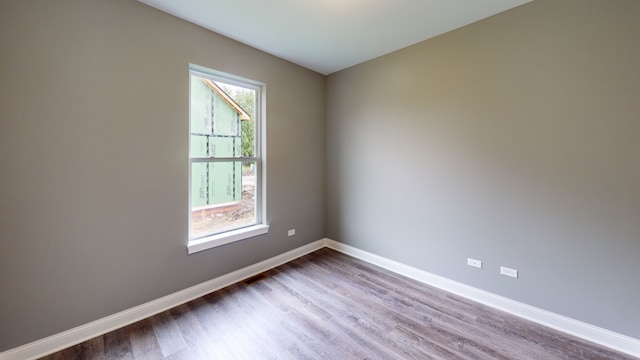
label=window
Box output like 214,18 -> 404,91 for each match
188,65 -> 267,254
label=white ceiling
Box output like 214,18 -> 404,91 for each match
138,0 -> 532,75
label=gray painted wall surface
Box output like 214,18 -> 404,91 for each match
326,0 -> 640,339
0,0 -> 325,351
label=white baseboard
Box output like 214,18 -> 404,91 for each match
3,238 -> 638,359
325,239 -> 640,358
0,239 -> 326,360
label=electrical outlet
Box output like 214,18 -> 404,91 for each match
287,229 -> 295,236
467,258 -> 482,269
500,266 -> 518,278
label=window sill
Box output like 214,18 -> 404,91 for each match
187,224 -> 269,254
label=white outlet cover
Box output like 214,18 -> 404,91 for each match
467,258 -> 482,269
500,266 -> 518,278
287,229 -> 295,236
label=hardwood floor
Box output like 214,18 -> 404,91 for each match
40,248 -> 637,360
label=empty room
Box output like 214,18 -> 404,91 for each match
1,0 -> 639,359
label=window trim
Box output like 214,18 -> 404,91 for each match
187,64 -> 268,254
187,224 -> 269,254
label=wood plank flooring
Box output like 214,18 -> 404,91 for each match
40,248 -> 638,359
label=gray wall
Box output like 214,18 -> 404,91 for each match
0,0 -> 325,351
326,0 -> 640,339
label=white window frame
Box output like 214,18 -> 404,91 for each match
187,64 -> 268,254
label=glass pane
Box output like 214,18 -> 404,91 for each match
191,160 -> 256,238
189,75 -> 255,158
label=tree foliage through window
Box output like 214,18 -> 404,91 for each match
218,83 -> 255,157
